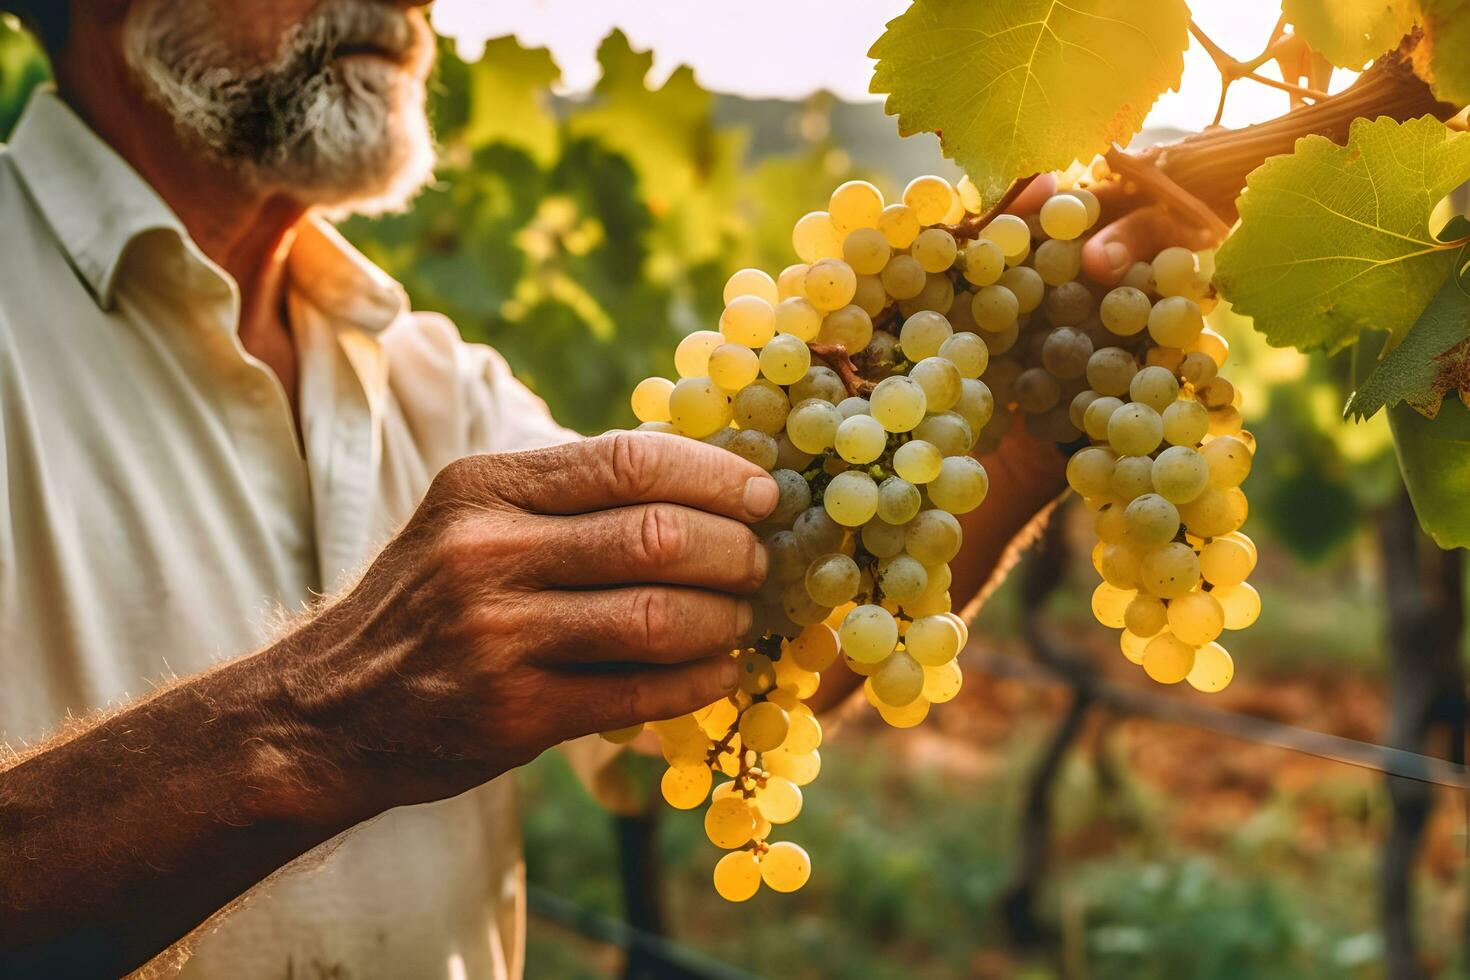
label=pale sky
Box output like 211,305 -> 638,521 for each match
430,0 -> 1357,134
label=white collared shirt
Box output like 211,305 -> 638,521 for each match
0,89 -> 588,979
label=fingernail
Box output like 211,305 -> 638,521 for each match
1104,241 -> 1129,273
743,476 -> 779,520
736,601 -> 755,637
752,542 -> 770,585
719,658 -> 740,690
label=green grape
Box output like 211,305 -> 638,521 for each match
1151,246 -> 1198,297
705,796 -> 757,849
875,553 -> 928,602
876,476 -> 923,525
1161,399 -> 1209,446
921,660 -> 963,704
674,330 -> 723,378
985,321 -> 1021,357
1178,485 -> 1246,537
839,604 -> 899,663
1120,260 -> 1157,294
789,365 -> 846,404
1066,446 -> 1117,498
899,273 -> 955,316
709,343 -> 760,391
1179,351 -> 1218,387
759,333 -> 812,385
720,296 -> 777,348
787,623 -> 840,672
703,428 -> 737,451
727,429 -> 778,470
1167,590 -> 1225,645
760,841 -> 812,893
1107,402 -> 1163,456
1086,346 -> 1137,396
1151,446 -> 1209,504
902,174 -> 956,224
834,413 -> 887,464
824,470 -> 879,527
870,376 -> 928,432
1099,286 -> 1151,336
1186,641 -> 1234,692
804,258 -> 858,312
1199,536 -> 1254,587
1039,193 -> 1090,240
875,696 -> 931,728
912,227 -> 959,273
724,267 -> 779,306
631,376 -> 674,423
1120,629 -> 1150,665
927,456 -> 989,514
1202,435 -> 1252,487
1140,542 -> 1201,598
871,649 -> 925,706
1091,582 -> 1135,628
1129,365 -> 1180,412
1123,493 -> 1180,549
1108,454 -> 1154,500
661,764 -> 713,810
767,529 -> 806,582
910,356 -> 963,412
786,398 -> 843,453
791,210 -> 842,263
794,505 -> 846,559
733,381 -> 790,436
852,274 -> 888,318
1142,633 -> 1196,684
981,213 -> 1030,256
893,439 -> 943,484
739,700 -> 791,753
805,552 -> 861,607
1014,367 -> 1061,414
1124,594 -> 1168,636
971,284 -> 1019,332
962,239 -> 1005,286
999,265 -> 1044,313
898,310 -> 953,360
880,254 -> 927,299
1041,326 -> 1093,379
938,331 -> 989,379
1033,237 -> 1082,285
713,850 -> 762,902
1042,281 -> 1093,326
781,579 -> 832,626
754,775 -> 804,824
842,227 -> 891,276
830,179 -> 884,234
1070,390 -> 1101,430
817,304 -> 874,352
774,297 -> 822,342
860,517 -> 908,558
905,508 -> 963,564
902,587 -> 952,618
669,378 -> 732,437
1214,582 -> 1261,629
1099,542 -> 1142,589
904,614 -> 962,666
912,412 -> 973,457
878,202 -> 921,248
837,396 -> 871,418
954,378 -> 996,433
1146,295 -> 1204,347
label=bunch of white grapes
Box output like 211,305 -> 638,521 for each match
966,186 -> 1259,691
606,174 -> 990,901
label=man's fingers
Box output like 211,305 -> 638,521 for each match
1080,204 -> 1211,286
1004,172 -> 1057,216
468,432 -> 778,524
521,504 -> 766,593
556,657 -> 738,737
533,586 -> 753,666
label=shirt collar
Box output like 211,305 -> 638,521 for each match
7,87 -> 407,334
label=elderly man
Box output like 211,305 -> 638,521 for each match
0,1 -> 1091,977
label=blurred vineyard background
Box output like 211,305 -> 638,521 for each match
4,15 -> 1468,980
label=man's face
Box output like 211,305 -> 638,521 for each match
123,0 -> 438,215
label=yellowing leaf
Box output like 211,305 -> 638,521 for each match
868,0 -> 1189,201
1413,0 -> 1470,105
1282,0 -> 1418,69
462,36 -> 562,164
1214,116 -> 1470,353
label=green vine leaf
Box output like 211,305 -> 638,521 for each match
1413,0 -> 1470,105
1346,271 -> 1470,419
868,0 -> 1189,201
1281,0 -> 1419,70
1214,115 -> 1470,353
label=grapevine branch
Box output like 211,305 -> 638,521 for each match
809,343 -> 875,396
940,173 -> 1042,242
1189,18 -> 1330,128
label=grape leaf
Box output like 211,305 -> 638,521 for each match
1413,0 -> 1470,105
1214,115 -> 1470,353
868,0 -> 1189,201
1281,0 -> 1419,70
460,36 -> 562,163
1346,272 -> 1470,419
1389,396 -> 1470,548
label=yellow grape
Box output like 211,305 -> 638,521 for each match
705,796 -> 757,849
760,841 -> 812,893
661,764 -> 713,810
714,850 -> 762,902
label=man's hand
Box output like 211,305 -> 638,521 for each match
0,431 -> 776,975
271,431 -> 776,823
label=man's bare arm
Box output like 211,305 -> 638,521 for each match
0,433 -> 777,976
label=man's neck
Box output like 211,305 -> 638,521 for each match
54,36 -> 306,418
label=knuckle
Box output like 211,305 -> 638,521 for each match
638,504 -> 687,568
605,431 -> 659,500
634,588 -> 673,653
736,528 -> 766,593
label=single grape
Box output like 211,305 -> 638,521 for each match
786,397 -> 843,454
724,267 -> 779,306
739,700 -> 791,752
860,517 -> 908,558
899,273 -> 955,316
893,439 -> 943,484
1142,633 -> 1196,684
1146,296 -> 1204,347
759,332 -> 812,385
1213,582 -> 1261,629
804,258 -> 858,312
791,211 -> 842,263
870,376 -> 928,432
851,274 -> 888,317
876,476 -> 923,525
1140,542 -> 1201,598
754,775 -> 804,824
708,343 -> 760,391
912,227 -> 959,273
971,284 -> 1019,332
1099,286 -> 1151,335
781,579 -> 832,626
1120,630 -> 1150,665
675,330 -> 724,378
927,456 -> 989,514
705,796 -> 757,849
905,508 -> 963,565
999,266 -> 1044,312
871,649 -> 925,706
1152,445 -> 1209,504
899,310 -> 953,360
669,378 -> 732,437
1125,595 -> 1168,637
1041,326 -> 1093,379
824,470 -> 880,526
1039,193 -> 1089,240
1123,493 -> 1180,549
631,376 -> 674,423
1152,246 -> 1198,297
1107,402 -> 1164,456
1129,365 -> 1180,412
776,263 -> 809,299
829,179 -> 884,234
1179,351 -> 1218,387
912,412 -> 974,457
1043,281 -> 1094,326
661,764 -> 713,810
1200,536 -> 1254,587
910,356 -> 963,412
727,429 -> 778,470
805,552 -> 861,607
840,604 -> 900,663
1120,260 -> 1157,294
721,296 -> 777,348
981,213 -> 1030,257
875,553 -> 928,602
793,505 -> 846,559
963,239 -> 1005,286
1066,446 -> 1117,498
760,841 -> 811,893
1091,582 -> 1135,628
1110,455 -> 1156,501
922,660 -> 963,703
1186,641 -> 1234,692
1033,238 -> 1082,285
773,297 -> 823,342
713,850 -> 762,902
1178,485 -> 1247,537
902,175 -> 956,224
875,696 -> 931,728
878,202 -> 921,248
834,413 -> 887,464
817,304 -> 874,352
954,378 -> 996,433
1167,590 -> 1225,645
1202,435 -> 1252,487
1161,399 -> 1209,446
789,365 -> 846,404
880,254 -> 927,299
938,331 -> 990,379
